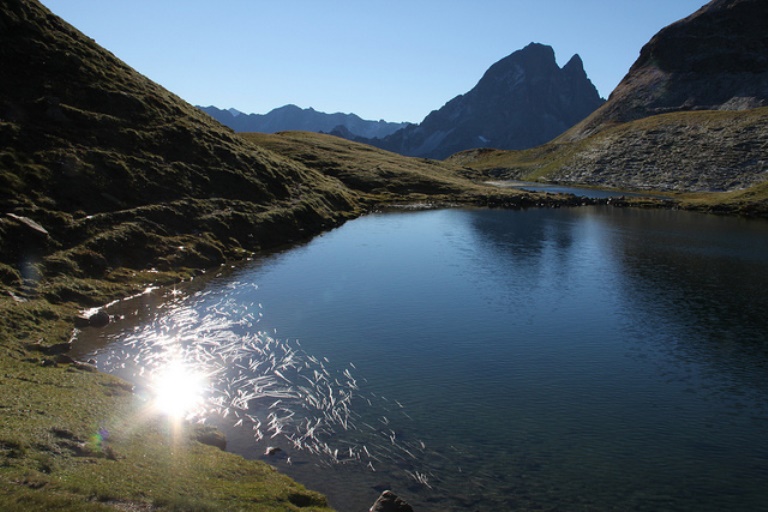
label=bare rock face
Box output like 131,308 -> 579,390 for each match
363,43 -> 604,159
569,0 -> 768,139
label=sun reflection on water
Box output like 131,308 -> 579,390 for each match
79,285 -> 437,496
150,360 -> 207,420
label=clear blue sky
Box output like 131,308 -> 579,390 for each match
41,0 -> 707,124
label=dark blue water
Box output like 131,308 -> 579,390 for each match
76,207 -> 768,511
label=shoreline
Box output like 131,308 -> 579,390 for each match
57,200 -> 768,510
3,197 -> 767,511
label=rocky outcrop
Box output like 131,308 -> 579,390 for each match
199,104 -> 409,139
566,0 -> 768,140
73,309 -> 110,328
369,490 -> 414,512
361,43 -> 604,159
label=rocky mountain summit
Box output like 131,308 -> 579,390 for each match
359,43 -> 604,159
199,104 -> 409,139
567,0 -> 768,139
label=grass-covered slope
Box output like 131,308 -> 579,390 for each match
563,0 -> 768,141
243,131 -> 489,198
0,0 -> 362,303
0,343 -> 332,512
0,0 -> 351,509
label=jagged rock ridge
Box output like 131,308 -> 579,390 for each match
358,43 -> 604,159
199,104 -> 410,139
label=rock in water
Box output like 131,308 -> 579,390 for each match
193,425 -> 227,451
369,490 -> 414,512
88,310 -> 110,327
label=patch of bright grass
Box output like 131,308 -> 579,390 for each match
0,295 -> 333,511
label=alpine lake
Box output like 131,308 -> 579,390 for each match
73,191 -> 768,511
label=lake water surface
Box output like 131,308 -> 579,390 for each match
487,180 -> 668,199
75,207 -> 768,511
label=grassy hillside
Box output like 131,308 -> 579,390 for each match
241,131 -> 591,211
243,131 -> 488,198
0,0 -> 364,509
562,0 -> 768,141
0,0 -> 363,299
0,1 -> 557,510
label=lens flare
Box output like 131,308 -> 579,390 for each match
151,362 -> 206,419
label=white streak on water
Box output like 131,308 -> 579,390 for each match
88,284 -> 439,489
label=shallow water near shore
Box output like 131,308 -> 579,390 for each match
488,180 -> 669,199
75,206 -> 768,511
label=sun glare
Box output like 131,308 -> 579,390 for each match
151,362 -> 207,419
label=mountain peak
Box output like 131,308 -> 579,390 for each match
490,43 -> 557,72
563,54 -> 585,74
520,42 -> 556,58
362,44 -> 604,159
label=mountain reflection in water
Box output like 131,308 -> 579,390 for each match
75,207 -> 768,512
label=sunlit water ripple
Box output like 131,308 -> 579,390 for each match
76,283 -> 439,485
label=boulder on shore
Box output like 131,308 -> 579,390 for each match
370,490 -> 414,512
74,310 -> 111,328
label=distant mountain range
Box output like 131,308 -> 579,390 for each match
198,104 -> 410,139
202,43 -> 604,160
353,43 -> 605,159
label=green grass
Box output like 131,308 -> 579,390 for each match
0,304 -> 333,511
677,180 -> 768,213
3,1 -> 767,509
242,131 -> 492,198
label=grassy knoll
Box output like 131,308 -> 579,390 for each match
241,131 -> 578,211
